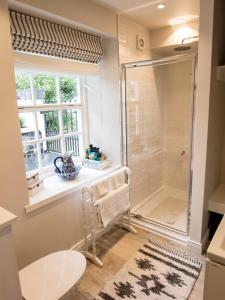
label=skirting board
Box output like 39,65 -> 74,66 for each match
187,229 -> 209,257
70,229 -> 188,252
130,218 -> 208,259
70,226 -> 209,260
70,237 -> 86,252
71,221 -> 189,252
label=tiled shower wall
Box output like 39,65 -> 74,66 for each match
118,15 -> 163,207
162,61 -> 193,193
118,16 -> 193,208
126,67 -> 164,207
125,60 -> 193,208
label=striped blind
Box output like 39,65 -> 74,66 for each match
9,10 -> 103,64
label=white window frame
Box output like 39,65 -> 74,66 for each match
16,67 -> 89,176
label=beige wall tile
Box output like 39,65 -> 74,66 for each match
124,48 -> 193,206
118,16 -> 151,64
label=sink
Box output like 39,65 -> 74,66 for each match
207,215 -> 225,265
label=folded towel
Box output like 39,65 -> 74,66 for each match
111,169 -> 126,190
96,184 -> 130,227
91,178 -> 110,201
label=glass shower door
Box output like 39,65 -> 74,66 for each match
122,55 -> 195,234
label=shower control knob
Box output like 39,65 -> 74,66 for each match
180,150 -> 186,156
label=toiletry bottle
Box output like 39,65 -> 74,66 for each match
92,148 -> 98,161
96,148 -> 100,161
85,147 -> 89,159
88,144 -> 93,156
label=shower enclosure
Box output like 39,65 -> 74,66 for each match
122,54 -> 196,235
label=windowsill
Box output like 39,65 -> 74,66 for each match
25,165 -> 121,214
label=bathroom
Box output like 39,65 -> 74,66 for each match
1,0 -> 225,299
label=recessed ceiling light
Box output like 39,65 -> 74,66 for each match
157,3 -> 166,9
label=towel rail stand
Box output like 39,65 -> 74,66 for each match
81,167 -> 137,267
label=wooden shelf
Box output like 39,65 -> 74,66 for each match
209,184 -> 225,214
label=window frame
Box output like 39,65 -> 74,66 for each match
16,67 -> 89,176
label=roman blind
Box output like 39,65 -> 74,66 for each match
9,10 -> 103,64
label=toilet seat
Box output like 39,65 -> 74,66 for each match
19,250 -> 86,300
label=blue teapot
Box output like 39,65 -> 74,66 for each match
54,153 -> 80,180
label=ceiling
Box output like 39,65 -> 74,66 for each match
91,0 -> 153,11
92,0 -> 200,30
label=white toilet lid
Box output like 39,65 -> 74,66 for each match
19,250 -> 86,300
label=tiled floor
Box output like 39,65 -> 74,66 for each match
74,227 -> 205,300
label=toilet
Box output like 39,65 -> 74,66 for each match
19,250 -> 86,300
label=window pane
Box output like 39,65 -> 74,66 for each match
41,139 -> 62,167
60,76 -> 79,103
16,72 -> 32,106
33,74 -> 57,104
37,111 -> 60,138
19,112 -> 36,142
65,135 -> 80,156
23,143 -> 38,172
62,109 -> 80,134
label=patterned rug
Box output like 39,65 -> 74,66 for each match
95,238 -> 202,300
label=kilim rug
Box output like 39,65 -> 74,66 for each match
95,238 -> 202,300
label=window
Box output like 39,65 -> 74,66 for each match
16,69 -> 87,174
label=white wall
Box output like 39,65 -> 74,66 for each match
150,22 -> 199,50
9,0 -> 117,37
118,15 -> 152,64
99,38 -> 121,164
86,38 -> 121,164
189,0 -> 215,245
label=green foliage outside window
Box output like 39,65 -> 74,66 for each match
16,73 -> 78,103
62,110 -> 78,133
16,73 -> 78,132
60,76 -> 77,103
33,74 -> 56,103
16,73 -> 30,90
19,116 -> 25,128
44,111 -> 59,133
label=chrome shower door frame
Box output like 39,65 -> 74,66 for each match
121,53 -> 197,236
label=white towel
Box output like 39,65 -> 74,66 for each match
111,169 -> 126,190
96,184 -> 130,227
91,178 -> 110,201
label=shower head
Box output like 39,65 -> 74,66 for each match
174,35 -> 199,52
174,45 -> 191,51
